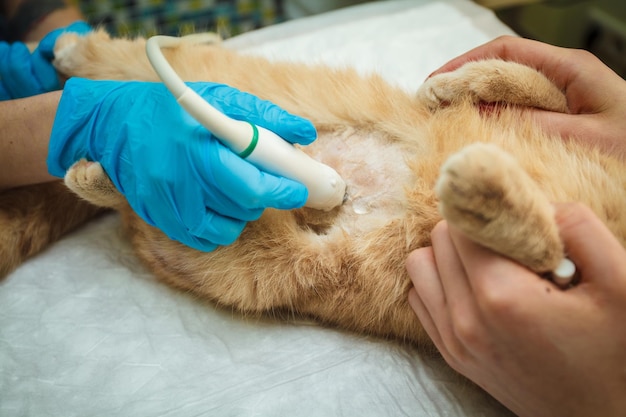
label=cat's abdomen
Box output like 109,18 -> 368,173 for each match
122,126 -> 430,343
305,127 -> 415,236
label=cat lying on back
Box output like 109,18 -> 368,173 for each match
1,30 -> 624,347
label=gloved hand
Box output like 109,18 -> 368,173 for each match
0,21 -> 91,100
48,78 -> 318,251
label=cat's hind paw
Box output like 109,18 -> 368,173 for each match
435,143 -> 564,273
417,59 -> 568,113
65,159 -> 125,209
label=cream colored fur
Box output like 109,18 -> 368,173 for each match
1,30 -> 624,348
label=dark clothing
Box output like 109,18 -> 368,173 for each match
1,0 -> 66,41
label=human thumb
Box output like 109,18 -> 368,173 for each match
554,202 -> 625,287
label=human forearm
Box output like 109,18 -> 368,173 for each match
0,91 -> 60,190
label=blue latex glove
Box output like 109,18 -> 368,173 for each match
0,21 -> 91,100
49,78 -> 318,251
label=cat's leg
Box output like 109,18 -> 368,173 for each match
436,143 -> 564,273
52,32 -> 95,81
53,30 -> 157,82
417,59 -> 568,113
0,182 -> 105,278
64,159 -> 126,210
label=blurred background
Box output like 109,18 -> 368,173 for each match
66,0 -> 378,37
67,0 -> 286,38
489,0 -> 626,78
68,0 -> 625,78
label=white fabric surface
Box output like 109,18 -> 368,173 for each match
1,1 -> 518,415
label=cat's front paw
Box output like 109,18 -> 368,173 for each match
52,33 -> 82,78
436,143 -> 564,273
65,160 -> 124,209
53,30 -> 113,80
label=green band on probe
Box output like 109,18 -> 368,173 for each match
238,122 -> 259,159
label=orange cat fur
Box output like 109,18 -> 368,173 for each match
2,30 -> 625,348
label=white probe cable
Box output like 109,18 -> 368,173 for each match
145,35 -> 346,211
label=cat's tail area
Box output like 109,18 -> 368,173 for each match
0,181 -> 106,278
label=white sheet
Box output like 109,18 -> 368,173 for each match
1,1 -> 517,415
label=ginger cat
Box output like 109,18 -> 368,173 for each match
2,30 -> 625,348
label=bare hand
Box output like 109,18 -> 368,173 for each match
429,36 -> 626,158
407,203 -> 626,417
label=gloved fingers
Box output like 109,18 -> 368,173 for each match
30,49 -> 60,92
140,187 -> 249,250
37,28 -> 63,60
183,236 -> 219,252
126,181 -> 231,251
191,82 -> 317,145
0,43 -> 11,100
241,97 -> 317,145
2,42 -> 42,98
187,210 -> 248,247
159,219 -> 221,252
37,21 -> 92,60
0,22 -> 92,100
252,106 -> 317,146
131,156 -> 250,249
203,143 -> 309,216
257,175 -> 309,209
